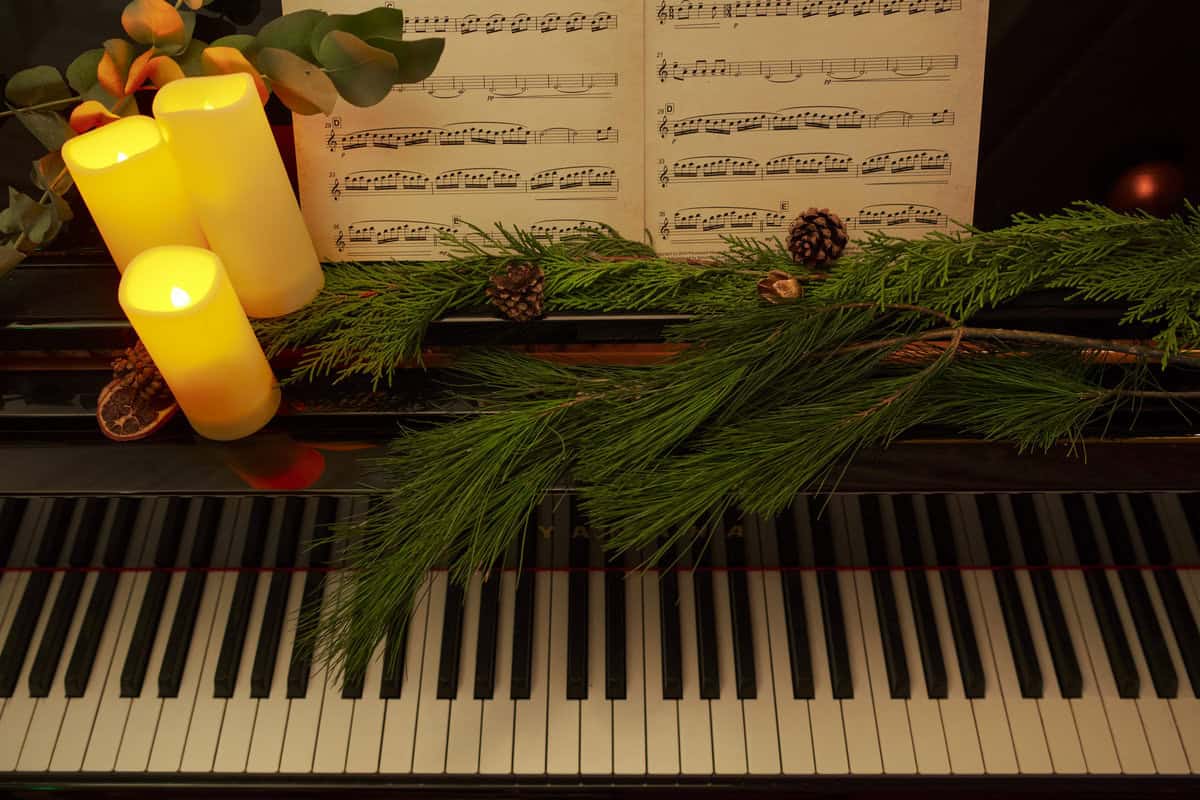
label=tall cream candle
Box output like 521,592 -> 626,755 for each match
60,115 -> 206,271
153,73 -> 323,318
119,245 -> 279,441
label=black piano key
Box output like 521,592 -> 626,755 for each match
509,515 -> 538,700
860,496 -> 909,699
1129,494 -> 1200,697
658,542 -> 683,700
30,499 -> 105,697
604,551 -> 626,700
379,615 -> 408,699
473,569 -> 502,700
251,497 -> 306,698
1063,494 -> 1140,698
65,498 -> 139,697
121,497 -> 188,697
286,497 -> 337,699
436,580 -> 465,700
977,495 -> 1043,699
892,498 -> 948,699
724,513 -> 756,699
927,497 -> 985,698
692,533 -> 721,700
1010,495 -> 1083,699
158,498 -> 224,698
810,506 -> 853,700
0,498 -> 29,567
1095,494 -> 1177,698
775,510 -> 814,699
566,508 -> 590,701
342,664 -> 366,699
214,497 -> 272,698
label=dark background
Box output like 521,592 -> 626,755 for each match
1,0 -> 1196,231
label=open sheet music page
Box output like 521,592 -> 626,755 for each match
283,0 -> 645,261
285,1 -> 987,260
647,0 -> 989,254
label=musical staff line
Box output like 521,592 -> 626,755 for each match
657,54 -> 958,82
330,166 -> 619,199
336,218 -> 609,255
659,202 -> 947,242
326,122 -> 619,152
656,0 -> 961,24
392,72 -> 617,98
657,148 -> 950,187
659,105 -> 954,138
405,10 -> 616,35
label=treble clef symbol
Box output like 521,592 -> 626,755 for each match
658,115 -> 668,138
326,129 -> 337,151
330,177 -> 341,200
658,59 -> 668,82
658,165 -> 669,188
659,219 -> 670,240
657,0 -> 668,23
335,230 -> 346,252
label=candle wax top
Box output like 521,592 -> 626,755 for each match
153,72 -> 255,117
62,115 -> 164,171
120,246 -> 220,315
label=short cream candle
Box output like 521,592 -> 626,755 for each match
119,245 -> 279,441
153,73 -> 324,318
61,115 -> 206,271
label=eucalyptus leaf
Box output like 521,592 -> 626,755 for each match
176,39 -> 209,76
121,0 -> 186,53
257,9 -> 326,64
5,188 -> 39,232
66,49 -> 106,95
368,37 -> 444,83
25,201 -> 61,245
14,110 -> 75,151
31,151 -> 72,196
310,7 -> 405,55
176,10 -> 197,56
4,65 -> 71,107
51,192 -> 74,224
256,47 -> 337,115
0,246 -> 24,278
208,34 -> 257,54
316,30 -> 398,108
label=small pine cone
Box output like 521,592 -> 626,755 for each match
486,263 -> 545,322
756,269 -> 803,304
787,207 -> 848,267
111,341 -> 172,402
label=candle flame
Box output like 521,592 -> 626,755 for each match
115,152 -> 128,163
203,101 -> 214,110
170,287 -> 192,308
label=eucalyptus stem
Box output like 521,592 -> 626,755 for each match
0,97 -> 79,118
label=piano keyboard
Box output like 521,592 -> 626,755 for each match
2,491 -> 1200,778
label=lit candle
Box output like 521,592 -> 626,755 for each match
119,245 -> 280,441
153,73 -> 324,318
61,115 -> 207,271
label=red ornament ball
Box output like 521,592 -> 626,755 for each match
1107,161 -> 1186,216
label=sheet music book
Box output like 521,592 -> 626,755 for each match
282,0 -> 988,260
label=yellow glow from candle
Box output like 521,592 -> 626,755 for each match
115,152 -> 128,163
170,287 -> 192,308
62,115 -> 161,170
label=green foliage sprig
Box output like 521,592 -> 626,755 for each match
0,0 -> 444,276
305,203 -> 1200,676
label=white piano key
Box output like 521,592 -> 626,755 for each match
759,561 -> 816,773
411,572 -> 452,773
801,567 -> 848,774
612,572 -> 647,776
1154,494 -> 1200,769
742,520 -> 783,775
246,572 -> 305,773
675,569 -> 714,775
0,573 -> 63,771
641,570 -> 680,775
212,571 -> 271,773
345,640 -> 387,774
445,573 -> 484,774
709,567 -> 749,775
0,500 -> 43,725
511,567 -> 551,775
579,570 -> 612,774
545,565 -> 580,775
378,579 -> 431,773
954,496 -> 1052,774
311,571 -> 362,774
478,571 -> 516,775
279,589 -> 336,774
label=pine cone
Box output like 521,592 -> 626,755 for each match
112,341 -> 172,402
757,269 -> 803,303
486,263 -> 545,322
787,207 -> 848,267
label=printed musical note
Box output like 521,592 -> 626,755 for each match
333,166 -> 619,197
393,72 -> 618,97
658,54 -> 957,82
340,217 -> 611,258
328,122 -> 619,151
657,149 -> 951,186
658,202 -> 947,246
659,105 -> 954,138
658,0 -> 961,25
404,11 -> 617,35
